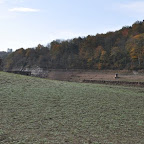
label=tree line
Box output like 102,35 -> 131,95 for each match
2,20 -> 144,71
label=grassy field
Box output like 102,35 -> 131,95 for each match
0,72 -> 144,144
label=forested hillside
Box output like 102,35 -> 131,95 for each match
3,20 -> 144,70
0,51 -> 9,60
0,51 -> 9,70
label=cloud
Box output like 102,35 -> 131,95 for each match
9,7 -> 40,12
120,1 -> 144,13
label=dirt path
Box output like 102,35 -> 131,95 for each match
46,70 -> 144,86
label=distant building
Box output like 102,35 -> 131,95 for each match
7,48 -> 12,53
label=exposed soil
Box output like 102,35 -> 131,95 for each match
46,70 -> 144,86
7,69 -> 144,86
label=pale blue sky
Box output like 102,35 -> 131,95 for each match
0,0 -> 144,51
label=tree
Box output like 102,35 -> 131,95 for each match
0,58 -> 2,70
126,34 -> 144,69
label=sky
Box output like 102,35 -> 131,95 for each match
0,0 -> 144,51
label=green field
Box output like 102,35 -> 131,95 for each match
0,72 -> 144,144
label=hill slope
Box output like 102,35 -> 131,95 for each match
3,20 -> 144,71
0,72 -> 144,143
